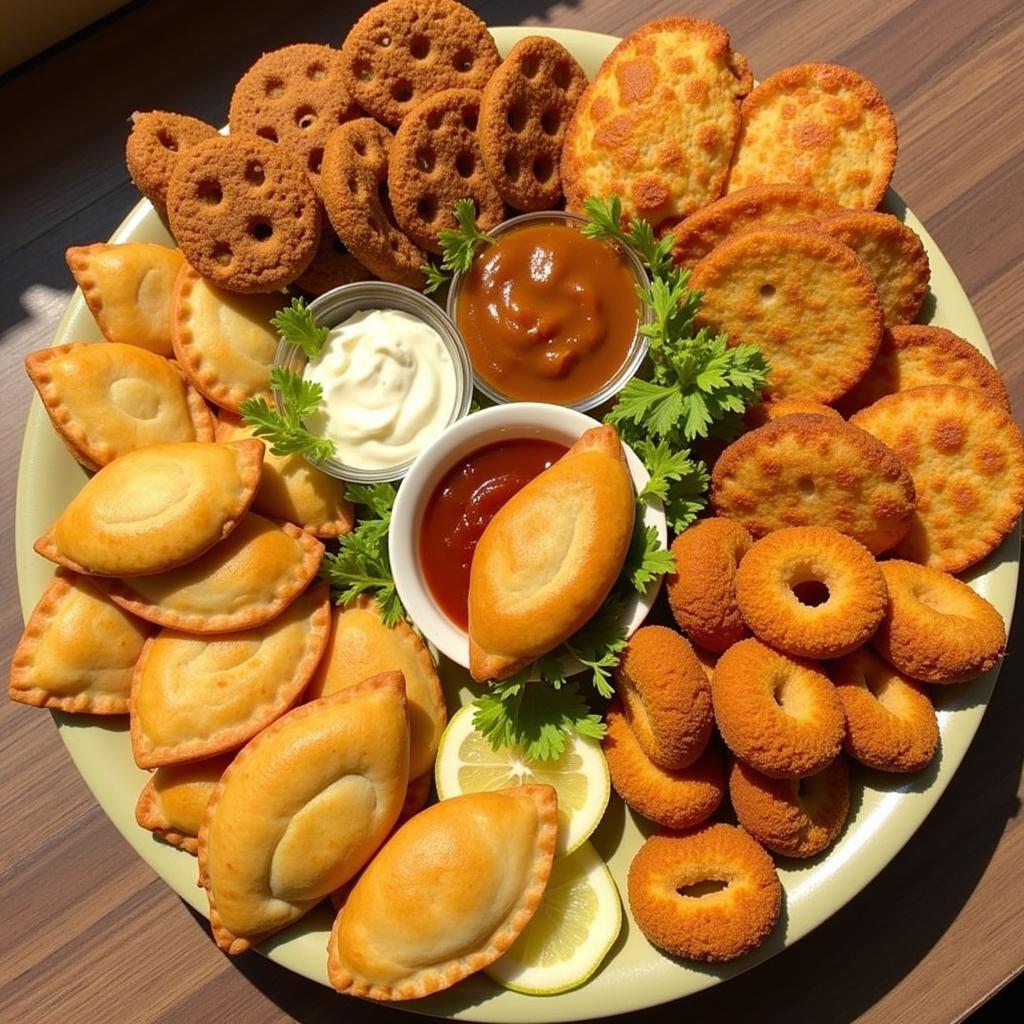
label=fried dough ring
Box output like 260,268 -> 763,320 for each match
712,639 -> 845,778
827,646 -> 938,772
667,518 -> 753,653
735,526 -> 888,659
871,561 -> 1005,683
603,702 -> 724,830
728,754 -> 850,858
615,626 -> 714,769
627,824 -> 781,962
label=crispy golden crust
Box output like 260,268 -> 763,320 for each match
692,645 -> 719,681
711,638 -> 845,778
850,385 -> 1024,572
478,36 -> 587,211
826,647 -> 938,772
672,184 -> 840,268
667,518 -> 752,652
817,212 -> 929,326
614,626 -> 714,770
728,754 -> 850,858
295,221 -> 374,295
711,415 -> 916,555
838,325 -> 1011,417
562,17 -> 751,228
727,62 -> 898,209
871,561 -> 1005,683
603,703 -> 724,829
691,226 -> 883,403
734,526 -> 887,659
627,824 -> 781,962
744,397 -> 843,430
389,88 -> 505,254
125,111 -> 219,210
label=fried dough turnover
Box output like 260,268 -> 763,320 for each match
467,425 -> 635,682
691,226 -> 883,403
130,583 -> 331,767
66,242 -> 184,356
851,385 -> 1024,572
25,342 -> 214,471
9,572 -> 150,714
711,415 -> 916,555
727,63 -> 897,209
34,440 -> 263,577
328,786 -> 557,1000
199,673 -> 410,954
562,17 -> 751,228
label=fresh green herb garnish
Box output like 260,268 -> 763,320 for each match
422,261 -> 452,295
581,195 -> 675,279
421,199 -> 496,293
240,367 -> 334,463
622,519 -> 676,594
634,439 -> 710,534
320,482 -> 405,627
270,296 -> 330,359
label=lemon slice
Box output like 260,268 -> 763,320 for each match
435,702 -> 610,857
485,841 -> 621,995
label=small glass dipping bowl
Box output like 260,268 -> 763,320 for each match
446,210 -> 651,413
273,282 -> 473,483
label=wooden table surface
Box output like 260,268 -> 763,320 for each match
2,1 -> 1022,1022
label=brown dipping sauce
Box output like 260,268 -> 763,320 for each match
419,437 -> 567,630
454,220 -> 643,404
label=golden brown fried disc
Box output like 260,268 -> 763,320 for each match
603,702 -> 724,830
667,518 -> 752,652
562,17 -> 751,229
872,561 -> 1005,684
851,385 -> 1024,572
837,326 -> 1011,417
727,63 -> 898,209
712,638 -> 845,779
672,184 -> 840,268
710,415 -> 916,555
734,526 -> 887,659
627,824 -> 781,962
615,626 -> 714,770
295,222 -> 374,295
690,227 -> 883,403
817,212 -> 929,326
744,398 -> 843,430
728,754 -> 850,858
827,647 -> 938,772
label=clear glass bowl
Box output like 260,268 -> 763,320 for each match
446,209 -> 651,413
273,282 -> 473,483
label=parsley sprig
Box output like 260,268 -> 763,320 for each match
422,199 -> 495,293
270,297 -> 330,358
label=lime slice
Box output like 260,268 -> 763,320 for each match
435,702 -> 610,857
485,841 -> 621,995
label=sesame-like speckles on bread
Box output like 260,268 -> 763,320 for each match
562,17 -> 751,229
727,63 -> 897,209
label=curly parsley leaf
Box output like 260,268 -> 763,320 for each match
438,199 -> 495,272
621,520 -> 676,594
421,261 -> 451,295
271,296 -> 330,359
240,367 -> 334,462
564,599 -> 629,698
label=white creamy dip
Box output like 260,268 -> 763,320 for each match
303,308 -> 457,471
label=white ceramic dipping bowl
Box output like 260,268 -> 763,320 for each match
390,402 -> 668,673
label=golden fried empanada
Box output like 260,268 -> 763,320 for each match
307,598 -> 445,779
25,342 -> 214,470
8,572 -> 151,714
66,242 -> 184,356
216,413 -> 354,537
171,265 -> 280,412
93,512 -> 324,633
199,673 -> 410,954
328,786 -> 557,1000
131,583 -> 330,767
135,753 -> 234,854
468,425 -> 635,681
34,440 -> 263,577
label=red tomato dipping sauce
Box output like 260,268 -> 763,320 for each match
419,437 -> 567,630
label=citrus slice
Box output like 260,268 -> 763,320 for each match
434,702 -> 610,857
485,841 -> 621,995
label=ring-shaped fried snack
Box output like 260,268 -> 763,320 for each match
627,824 -> 781,962
614,626 -> 713,769
603,702 -> 724,830
711,639 -> 844,778
827,646 -> 938,772
871,561 -> 1005,683
735,526 -> 887,659
667,518 -> 752,653
728,754 -> 850,858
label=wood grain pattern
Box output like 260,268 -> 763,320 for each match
1,2 -> 1021,1022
